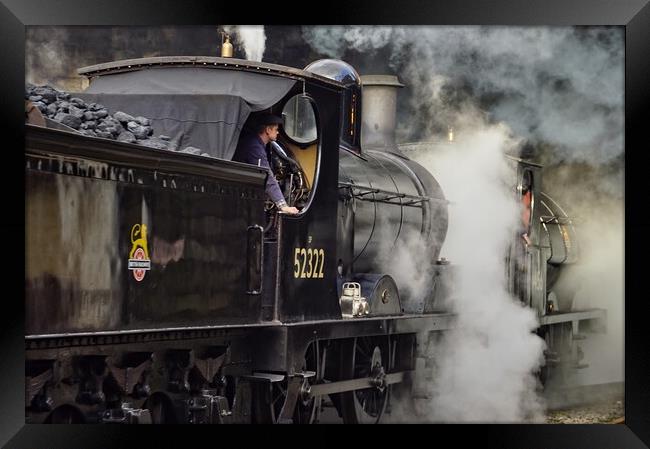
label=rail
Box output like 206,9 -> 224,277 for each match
540,215 -> 575,225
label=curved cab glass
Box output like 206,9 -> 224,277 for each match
282,94 -> 318,145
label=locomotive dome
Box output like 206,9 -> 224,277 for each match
305,59 -> 362,150
304,59 -> 361,86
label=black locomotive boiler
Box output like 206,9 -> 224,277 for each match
25,56 -> 605,424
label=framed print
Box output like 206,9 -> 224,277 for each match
2,0 -> 649,447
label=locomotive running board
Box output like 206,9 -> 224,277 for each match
538,308 -> 606,333
306,371 -> 412,397
242,372 -> 287,383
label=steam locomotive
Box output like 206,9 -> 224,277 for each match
25,56 -> 605,424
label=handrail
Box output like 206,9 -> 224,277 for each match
338,181 -> 448,207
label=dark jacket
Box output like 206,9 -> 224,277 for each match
232,131 -> 285,204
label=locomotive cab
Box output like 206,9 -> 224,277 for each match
261,93 -> 320,215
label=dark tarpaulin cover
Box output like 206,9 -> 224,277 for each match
78,67 -> 296,159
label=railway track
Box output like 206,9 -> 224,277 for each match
544,382 -> 624,424
315,382 -> 625,423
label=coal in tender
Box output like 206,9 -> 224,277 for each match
180,146 -> 202,155
113,111 -> 135,123
117,131 -> 136,143
46,103 -> 58,116
32,87 -> 57,103
69,98 -> 87,108
57,101 -> 70,112
134,116 -> 151,126
25,84 -> 210,157
126,121 -> 151,140
53,113 -> 82,130
139,137 -> 170,150
68,105 -> 85,119
32,101 -> 47,113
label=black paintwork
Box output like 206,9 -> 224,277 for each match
275,82 -> 345,322
26,125 -> 267,334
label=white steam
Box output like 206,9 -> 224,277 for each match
224,25 -> 266,61
302,26 -> 394,59
380,231 -> 435,306
540,171 -> 624,389
302,26 -> 624,169
411,119 -> 546,423
572,205 -> 624,385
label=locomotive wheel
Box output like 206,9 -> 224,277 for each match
252,341 -> 323,424
339,336 -> 391,424
252,379 -> 289,423
297,340 -> 327,424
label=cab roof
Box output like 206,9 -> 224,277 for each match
78,56 -> 346,90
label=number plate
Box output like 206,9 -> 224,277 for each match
293,247 -> 325,279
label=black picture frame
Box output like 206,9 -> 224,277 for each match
2,0 -> 648,447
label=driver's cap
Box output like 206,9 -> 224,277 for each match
256,113 -> 284,127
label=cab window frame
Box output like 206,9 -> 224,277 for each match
275,92 -> 321,216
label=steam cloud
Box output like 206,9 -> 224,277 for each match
380,110 -> 547,423
412,121 -> 546,423
543,173 -> 625,389
381,123 -> 548,422
302,26 -> 624,170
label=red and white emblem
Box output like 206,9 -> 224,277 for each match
130,247 -> 149,281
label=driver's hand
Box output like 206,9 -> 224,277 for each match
279,205 -> 300,215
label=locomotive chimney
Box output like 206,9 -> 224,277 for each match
360,75 -> 404,151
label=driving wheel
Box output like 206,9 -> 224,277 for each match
339,336 -> 391,424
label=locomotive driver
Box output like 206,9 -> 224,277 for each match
232,113 -> 300,215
